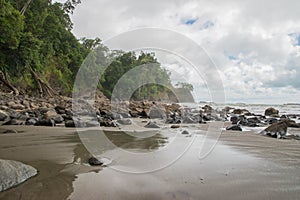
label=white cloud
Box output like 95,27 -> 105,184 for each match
70,0 -> 300,103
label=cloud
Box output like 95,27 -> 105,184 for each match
69,0 -> 300,103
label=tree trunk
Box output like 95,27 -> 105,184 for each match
0,71 -> 20,95
20,0 -> 32,15
28,67 -> 57,97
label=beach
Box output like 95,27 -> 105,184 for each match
0,123 -> 299,200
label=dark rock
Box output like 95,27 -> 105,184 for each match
65,120 -> 75,127
139,110 -> 149,118
2,119 -> 20,125
88,157 -> 103,166
11,104 -> 25,110
25,118 -> 38,125
264,107 -> 279,117
1,129 -> 18,134
0,110 -> 9,121
52,115 -> 64,124
34,119 -> 55,127
181,130 -> 190,134
230,116 -> 239,124
116,119 -> 132,125
264,118 -> 278,124
6,109 -> 21,119
99,119 -> 116,127
144,122 -> 160,128
54,105 -> 66,114
170,124 -> 180,128
226,125 -> 242,131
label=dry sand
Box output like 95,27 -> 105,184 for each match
0,123 -> 299,200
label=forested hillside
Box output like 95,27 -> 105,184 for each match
0,0 -> 193,101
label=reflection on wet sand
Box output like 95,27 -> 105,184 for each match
103,130 -> 168,152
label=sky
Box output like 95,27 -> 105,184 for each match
59,0 -> 300,104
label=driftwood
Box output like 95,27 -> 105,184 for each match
28,67 -> 57,97
0,71 -> 20,96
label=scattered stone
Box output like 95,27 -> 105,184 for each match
265,107 -> 279,117
34,119 -> 55,127
65,120 -> 75,128
144,122 -> 160,128
181,130 -> 190,135
0,110 -> 9,121
2,119 -> 20,125
170,124 -> 180,128
149,107 -> 166,119
88,157 -> 103,166
116,118 -> 132,125
226,125 -> 242,131
0,159 -> 37,192
25,118 -> 38,125
10,104 -> 25,110
0,129 -> 18,134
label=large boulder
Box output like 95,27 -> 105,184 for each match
261,120 -> 291,138
264,107 -> 279,117
0,159 -> 37,192
149,107 -> 166,119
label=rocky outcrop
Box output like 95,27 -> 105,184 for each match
0,159 -> 37,192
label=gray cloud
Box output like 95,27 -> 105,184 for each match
67,0 -> 300,103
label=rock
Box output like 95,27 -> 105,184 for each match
85,120 -> 100,127
25,118 -> 38,125
99,119 -> 117,127
181,130 -> 190,135
0,129 -> 18,134
170,124 -> 180,128
54,105 -> 66,114
0,159 -> 37,192
226,125 -> 242,131
88,157 -> 103,166
232,109 -> 250,115
230,116 -> 239,124
144,122 -> 160,128
116,118 -> 132,125
0,110 -> 9,121
265,107 -> 279,117
34,119 -> 55,127
10,104 -> 25,110
264,118 -> 278,124
2,119 -> 20,125
65,120 -> 75,128
139,110 -> 148,118
149,107 -> 166,119
261,120 -> 290,138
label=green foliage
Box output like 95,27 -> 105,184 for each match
99,52 -> 172,100
0,0 -> 192,100
175,82 -> 194,91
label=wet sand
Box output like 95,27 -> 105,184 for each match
0,124 -> 300,200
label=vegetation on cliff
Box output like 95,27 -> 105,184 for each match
0,0 -> 193,101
